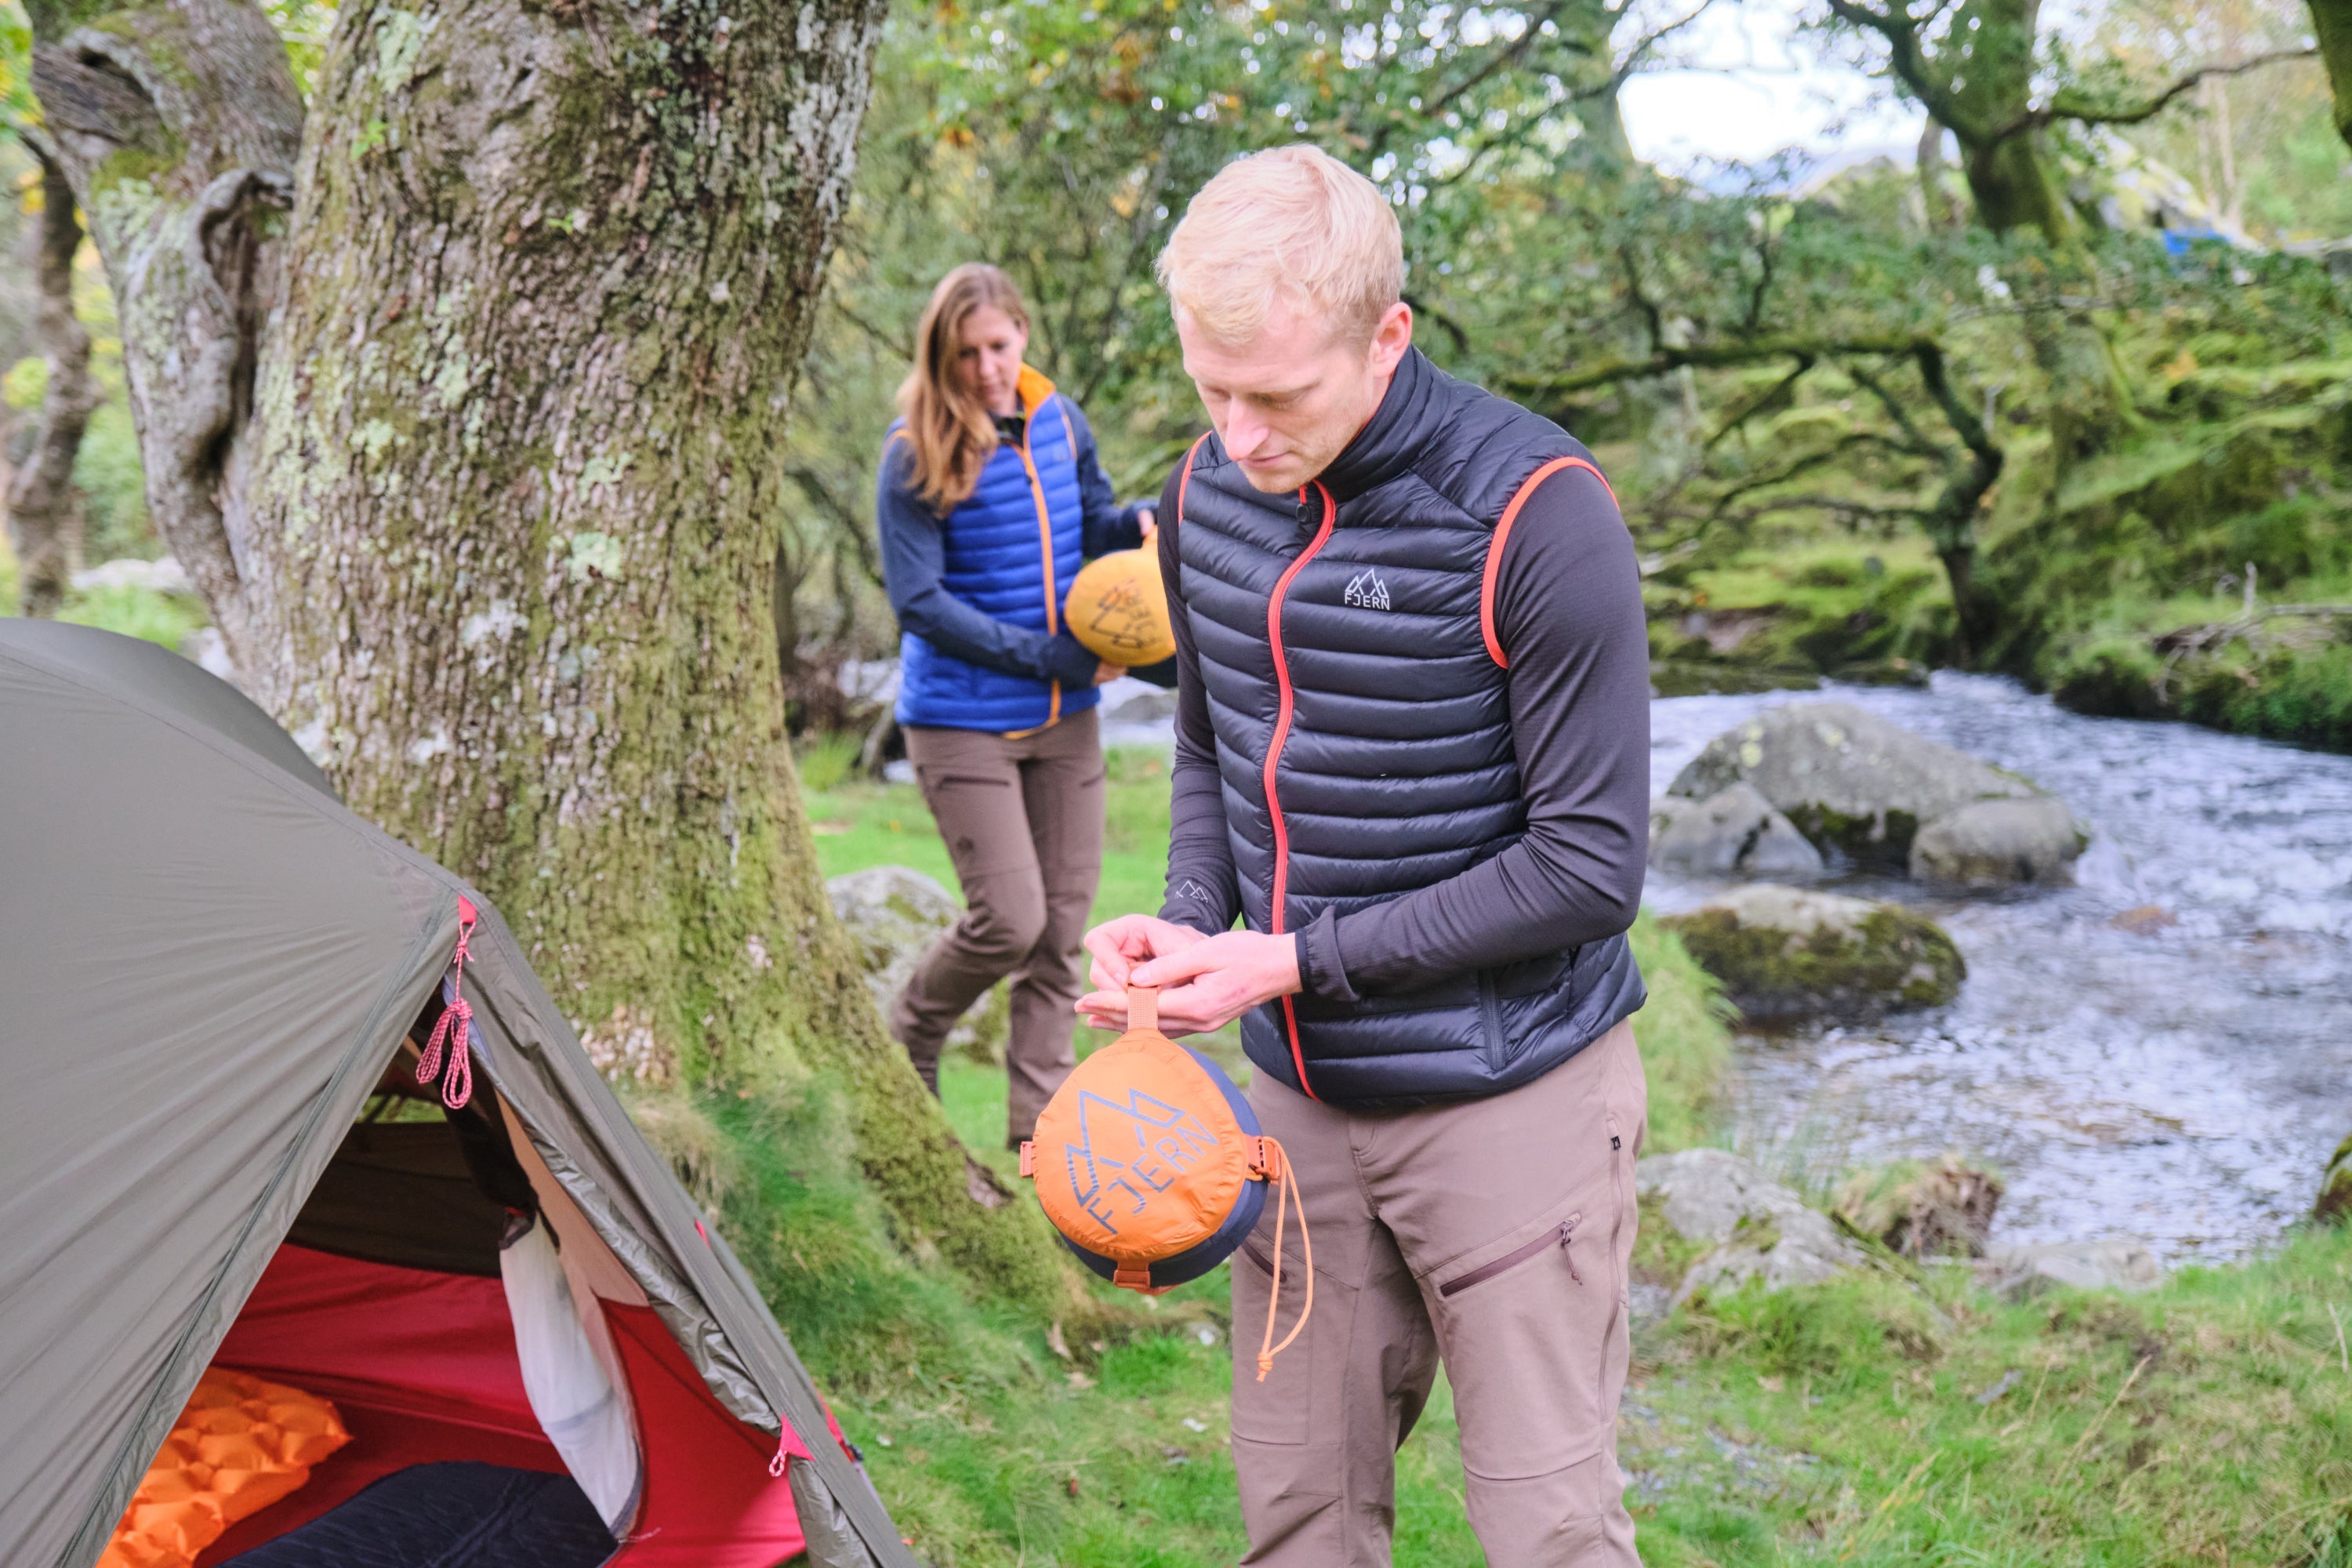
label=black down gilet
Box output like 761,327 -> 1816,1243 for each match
1170,350 -> 1645,1106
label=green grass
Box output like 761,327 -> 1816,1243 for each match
767,734 -> 2346,1566
0,531 -> 212,651
55,582 -> 210,649
802,743 -> 1178,933
822,1225 -> 2352,1566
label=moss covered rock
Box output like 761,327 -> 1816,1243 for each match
1834,1153 -> 2004,1258
1668,702 -> 2078,880
1660,884 -> 1966,1024
2316,1131 -> 2352,1226
826,866 -> 1005,1061
1635,1148 -> 1867,1305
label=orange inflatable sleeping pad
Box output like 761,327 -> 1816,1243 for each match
98,1367 -> 351,1568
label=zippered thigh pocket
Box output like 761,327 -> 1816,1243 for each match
1438,1210 -> 1584,1298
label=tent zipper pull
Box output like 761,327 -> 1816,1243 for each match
768,1428 -> 792,1479
416,897 -> 478,1109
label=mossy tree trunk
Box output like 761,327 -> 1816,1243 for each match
25,0 -> 1069,1312
4,150 -> 101,615
2313,0 -> 2352,151
25,0 -> 302,653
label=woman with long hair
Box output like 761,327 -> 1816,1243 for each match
875,262 -> 1157,1147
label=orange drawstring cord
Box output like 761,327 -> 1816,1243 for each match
1255,1137 -> 1312,1382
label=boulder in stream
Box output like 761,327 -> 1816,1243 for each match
1660,884 -> 1965,1024
827,866 -> 1007,1062
1635,1149 -> 1867,1305
1666,702 -> 2078,882
1650,783 -> 1825,879
1909,797 -> 2085,887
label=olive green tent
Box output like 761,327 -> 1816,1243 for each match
0,619 -> 916,1568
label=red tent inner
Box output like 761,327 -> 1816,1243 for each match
182,1239 -> 813,1564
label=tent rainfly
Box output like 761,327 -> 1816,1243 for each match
0,619 -> 920,1568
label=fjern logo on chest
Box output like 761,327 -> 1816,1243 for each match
1341,568 -> 1392,611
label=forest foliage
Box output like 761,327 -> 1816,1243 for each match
772,0 -> 2352,746
8,0 -> 2351,754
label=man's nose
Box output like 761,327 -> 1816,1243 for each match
1224,406 -> 1271,459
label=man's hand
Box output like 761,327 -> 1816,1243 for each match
1080,914 -> 1203,1000
1094,660 -> 1126,685
1078,921 -> 1301,1036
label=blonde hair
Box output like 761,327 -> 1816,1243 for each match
1157,145 -> 1403,347
896,263 -> 1030,511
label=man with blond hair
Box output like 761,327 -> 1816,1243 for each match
1079,144 -> 1650,1564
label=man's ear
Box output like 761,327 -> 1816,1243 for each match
1367,301 -> 1414,376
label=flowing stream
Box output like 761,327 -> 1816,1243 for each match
1646,674 -> 2352,1261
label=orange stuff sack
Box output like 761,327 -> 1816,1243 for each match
1064,545 -> 1175,667
97,1368 -> 350,1568
1022,987 -> 1312,1378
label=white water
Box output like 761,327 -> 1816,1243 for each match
1647,674 -> 2352,1261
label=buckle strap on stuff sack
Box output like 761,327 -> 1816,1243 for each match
414,896 -> 478,1109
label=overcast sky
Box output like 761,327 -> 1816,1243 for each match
1615,0 -> 1928,167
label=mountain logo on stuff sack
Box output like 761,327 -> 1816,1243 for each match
1063,1088 -> 1219,1235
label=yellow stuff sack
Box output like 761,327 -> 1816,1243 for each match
1064,545 -> 1176,667
100,1367 -> 351,1568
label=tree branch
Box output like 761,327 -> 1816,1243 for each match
4,147 -> 101,616
1508,334 -> 1933,396
1821,0 -> 1971,139
1845,361 -> 1945,459
1703,355 -> 1813,456
1988,46 -> 2320,145
1602,0 -> 1718,89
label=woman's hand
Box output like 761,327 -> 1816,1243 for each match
1077,920 -> 1301,1036
1095,661 -> 1125,685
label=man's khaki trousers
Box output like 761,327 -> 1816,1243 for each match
1231,1020 -> 1646,1566
891,710 -> 1104,1143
